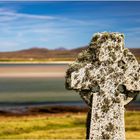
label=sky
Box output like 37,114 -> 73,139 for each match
0,1 -> 140,51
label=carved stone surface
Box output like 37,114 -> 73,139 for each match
65,32 -> 140,140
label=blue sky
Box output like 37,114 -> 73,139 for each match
0,1 -> 140,51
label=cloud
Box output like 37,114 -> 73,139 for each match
0,7 -> 115,28
0,3 -> 140,51
0,7 -> 114,39
0,7 -> 55,22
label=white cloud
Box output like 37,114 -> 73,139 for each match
0,7 -> 55,22
0,40 -> 20,51
0,5 -> 139,51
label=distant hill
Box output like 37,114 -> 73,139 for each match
0,47 -> 80,61
0,46 -> 139,62
54,47 -> 67,51
129,48 -> 140,57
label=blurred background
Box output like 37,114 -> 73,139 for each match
0,1 -> 139,139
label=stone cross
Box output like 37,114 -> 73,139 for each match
65,32 -> 140,140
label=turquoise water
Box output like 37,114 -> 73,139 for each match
0,77 -> 80,103
0,63 -> 82,107
0,63 -> 139,107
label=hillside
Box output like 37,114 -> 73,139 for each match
0,47 -> 139,62
0,47 -> 81,61
129,48 -> 140,57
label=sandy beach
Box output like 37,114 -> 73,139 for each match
0,63 -> 68,78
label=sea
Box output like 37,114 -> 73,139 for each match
0,63 -> 139,111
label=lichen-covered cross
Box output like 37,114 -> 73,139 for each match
65,32 -> 140,140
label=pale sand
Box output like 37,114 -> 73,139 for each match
0,63 -> 68,78
0,72 -> 65,78
0,61 -> 73,64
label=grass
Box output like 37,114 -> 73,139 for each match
0,111 -> 139,139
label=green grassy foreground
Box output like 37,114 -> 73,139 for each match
0,111 -> 139,139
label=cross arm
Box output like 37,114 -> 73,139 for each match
65,62 -> 99,91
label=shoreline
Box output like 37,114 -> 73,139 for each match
0,62 -> 69,77
0,102 -> 139,116
0,72 -> 65,78
0,61 -> 73,64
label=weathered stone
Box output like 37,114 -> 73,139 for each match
65,32 -> 140,140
